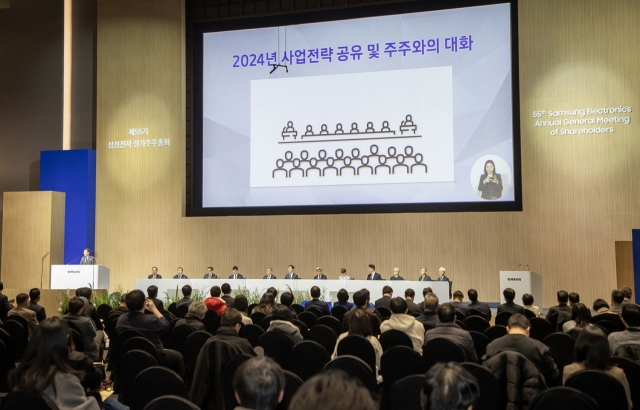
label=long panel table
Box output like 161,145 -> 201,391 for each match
135,278 -> 449,303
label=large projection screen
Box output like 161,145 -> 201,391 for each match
192,0 -> 521,216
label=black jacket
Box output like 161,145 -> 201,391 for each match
222,295 -> 235,308
28,302 -> 46,323
497,302 -> 525,316
468,301 -> 492,321
424,322 -> 478,362
305,299 -> 331,316
374,296 -> 392,310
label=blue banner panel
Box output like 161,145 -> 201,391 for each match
633,230 -> 640,303
40,150 -> 96,264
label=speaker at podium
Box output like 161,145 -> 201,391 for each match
499,270 -> 542,308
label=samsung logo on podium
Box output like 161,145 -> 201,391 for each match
508,278 -> 521,281
68,270 -> 80,274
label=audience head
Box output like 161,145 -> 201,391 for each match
210,285 -> 222,297
234,295 -> 249,313
556,290 -> 569,304
259,292 -> 275,307
503,288 -> 516,303
424,293 -> 439,311
310,286 -> 321,299
421,362 -> 479,410
436,303 -> 456,323
570,303 -> 592,327
568,292 -> 580,305
233,356 -> 285,410
423,287 -> 433,298
522,293 -> 534,306
67,296 -> 85,315
280,292 -> 294,307
289,371 -> 377,410
221,283 -> 232,295
187,301 -> 207,320
267,287 -> 278,299
382,286 -> 393,296
592,298 -> 610,311
75,287 -> 92,300
0,282 -> 4,291
337,289 -> 350,303
621,286 -> 633,300
362,289 -> 371,302
221,308 -> 243,330
125,289 -> 146,311
272,305 -> 295,322
348,308 -> 373,337
29,288 -> 41,303
467,289 -> 478,302
120,292 -> 128,307
390,297 -> 408,314
506,314 -> 530,335
574,326 -> 610,370
621,304 -> 640,328
353,290 -> 368,308
405,288 -> 416,300
452,290 -> 463,302
182,285 -> 192,297
16,293 -> 29,307
147,285 -> 159,298
611,290 -> 624,304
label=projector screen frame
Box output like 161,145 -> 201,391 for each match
190,0 -> 522,216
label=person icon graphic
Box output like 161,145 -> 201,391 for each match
393,154 -> 409,174
404,145 -> 415,161
323,157 -> 338,176
320,124 -> 329,135
357,155 -> 373,175
340,156 -> 356,176
306,158 -> 321,177
399,115 -> 417,134
273,159 -> 287,178
411,153 -> 428,173
282,121 -> 297,140
381,121 -> 391,132
290,159 -> 304,177
305,125 -> 314,136
283,151 -> 294,169
365,122 -> 375,133
317,149 -> 328,169
375,155 -> 391,175
335,123 -> 344,134
299,150 -> 311,169
350,122 -> 360,134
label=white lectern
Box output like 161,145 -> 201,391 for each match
499,271 -> 542,308
50,265 -> 111,290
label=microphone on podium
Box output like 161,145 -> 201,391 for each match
511,263 -> 521,271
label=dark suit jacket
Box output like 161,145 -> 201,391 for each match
497,301 -> 526,316
367,272 -> 383,280
451,301 -> 470,317
305,299 -> 331,316
173,274 -> 189,279
417,310 -> 438,327
468,301 -> 492,321
390,276 -> 404,281
228,274 -> 245,279
436,275 -> 450,282
28,302 -> 46,323
374,296 -> 392,310
343,307 -> 382,332
424,322 -> 478,362
203,273 -> 218,279
150,297 -> 165,312
176,297 -> 193,308
263,275 -> 277,279
314,274 -> 327,280
419,275 -> 432,281
79,256 -> 95,265
547,303 -> 572,321
406,299 -> 422,315
222,295 -> 235,308
147,274 -> 163,279
284,273 -> 299,279
84,303 -> 104,331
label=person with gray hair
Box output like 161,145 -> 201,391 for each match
417,292 -> 439,327
421,362 -> 479,410
233,356 -> 284,410
175,301 -> 206,331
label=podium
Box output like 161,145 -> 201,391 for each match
50,265 -> 110,290
499,271 -> 542,308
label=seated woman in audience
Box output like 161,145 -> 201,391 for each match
175,301 -> 206,331
593,298 -> 617,316
233,295 -> 253,325
332,309 -> 383,378
562,302 -> 592,337
564,326 -> 632,409
522,293 -> 540,317
9,317 -> 100,410
252,292 -> 276,315
267,305 -> 303,344
333,289 -> 355,310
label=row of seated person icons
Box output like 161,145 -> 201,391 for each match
281,115 -> 417,139
272,145 -> 427,177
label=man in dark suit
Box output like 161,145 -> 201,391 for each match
390,267 -> 404,281
210,309 -> 256,355
547,290 -> 572,321
404,288 -> 422,315
263,268 -> 277,279
313,267 -> 327,280
173,267 -> 188,279
203,266 -> 218,279
305,286 -> 331,316
417,292 -> 439,327
343,290 -> 382,331
148,267 -> 162,279
176,285 -> 194,308
284,265 -> 299,279
147,285 -> 165,311
229,266 -> 244,279
28,288 -> 46,323
419,268 -> 432,281
221,283 -> 235,308
366,264 -> 383,280
451,290 -> 469,317
467,289 -> 491,322
436,267 -> 450,282
423,303 -> 477,362
374,286 -> 393,310
79,248 -> 95,265
497,288 -> 526,315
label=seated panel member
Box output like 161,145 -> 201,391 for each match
173,267 -> 188,279
390,267 -> 404,281
148,266 -> 162,279
419,267 -> 432,281
229,266 -> 244,279
314,267 -> 327,280
338,268 -> 351,280
284,265 -> 299,280
263,268 -> 277,280
366,264 -> 383,280
436,267 -> 449,282
203,266 -> 218,279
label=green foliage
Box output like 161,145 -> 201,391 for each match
59,285 -> 130,313
57,289 -> 72,314
233,286 -> 262,305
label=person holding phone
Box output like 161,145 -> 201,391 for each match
478,159 -> 503,200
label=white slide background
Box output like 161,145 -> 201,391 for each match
250,67 -> 453,188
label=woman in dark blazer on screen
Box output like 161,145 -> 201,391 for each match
478,159 -> 503,200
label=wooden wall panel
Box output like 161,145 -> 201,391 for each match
96,0 -> 640,308
1,191 -> 65,288
615,241 -> 634,303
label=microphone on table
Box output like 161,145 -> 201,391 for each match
527,264 -> 530,271
511,263 -> 521,271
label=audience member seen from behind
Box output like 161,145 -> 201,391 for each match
305,286 -> 331,316
497,288 -> 526,315
450,290 -> 469,317
609,304 -> 640,353
62,296 -> 100,361
380,297 -> 424,354
204,285 -> 228,315
116,289 -> 185,377
9,317 -> 100,410
212,308 -> 256,355
522,293 -> 540,318
565,326 -> 633,409
611,290 -> 625,314
28,288 -> 47,323
404,288 -> 422,315
176,285 -> 194,308
421,362 -> 479,410
620,286 -> 633,305
593,298 -> 616,316
289,371 -> 377,410
423,303 -> 478,363
109,293 -> 129,317
467,289 -> 492,322
221,283 -> 235,308
341,290 -> 382,332
333,289 -> 354,310
267,305 -> 304,345
175,301 -> 206,331
252,292 -> 276,316
546,290 -> 572,322
0,282 -> 14,322
146,285 -> 164,312
374,286 -> 393,310
568,292 -> 580,306
233,295 -> 253,325
416,292 -> 439,328
233,356 -> 284,410
562,303 -> 593,338
333,308 -> 383,378
8,293 -> 39,338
